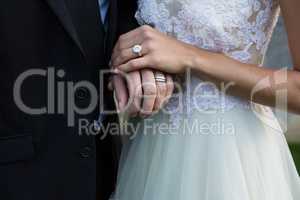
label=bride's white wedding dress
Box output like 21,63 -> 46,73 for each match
112,0 -> 300,199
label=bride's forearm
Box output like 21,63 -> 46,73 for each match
186,47 -> 300,114
112,24 -> 300,113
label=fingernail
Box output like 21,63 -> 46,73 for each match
113,68 -> 120,74
140,111 -> 151,118
131,113 -> 138,118
118,102 -> 124,111
108,83 -> 113,90
140,114 -> 147,118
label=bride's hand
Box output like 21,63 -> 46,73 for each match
111,25 -> 197,74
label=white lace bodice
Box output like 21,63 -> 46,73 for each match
135,0 -> 280,121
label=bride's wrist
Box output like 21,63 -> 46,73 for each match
183,45 -> 208,72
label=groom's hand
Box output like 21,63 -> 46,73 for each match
109,70 -> 174,118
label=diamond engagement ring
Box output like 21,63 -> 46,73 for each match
132,44 -> 143,57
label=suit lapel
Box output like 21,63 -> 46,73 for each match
44,0 -> 86,59
64,0 -> 107,64
45,0 -> 117,64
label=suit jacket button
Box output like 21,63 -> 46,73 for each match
79,146 -> 92,158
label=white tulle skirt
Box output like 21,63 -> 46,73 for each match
111,104 -> 300,200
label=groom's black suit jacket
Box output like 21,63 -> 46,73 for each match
0,0 -> 137,200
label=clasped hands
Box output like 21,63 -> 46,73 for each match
109,25 -> 199,117
109,25 -> 200,117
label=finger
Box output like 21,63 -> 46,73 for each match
107,74 -> 115,90
111,25 -> 155,64
140,69 -> 157,117
112,47 -> 147,67
112,75 -> 128,111
108,80 -> 113,91
115,25 -> 153,50
165,74 -> 174,101
111,31 -> 143,62
154,75 -> 168,111
117,57 -> 150,72
116,33 -> 144,51
126,71 -> 142,117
